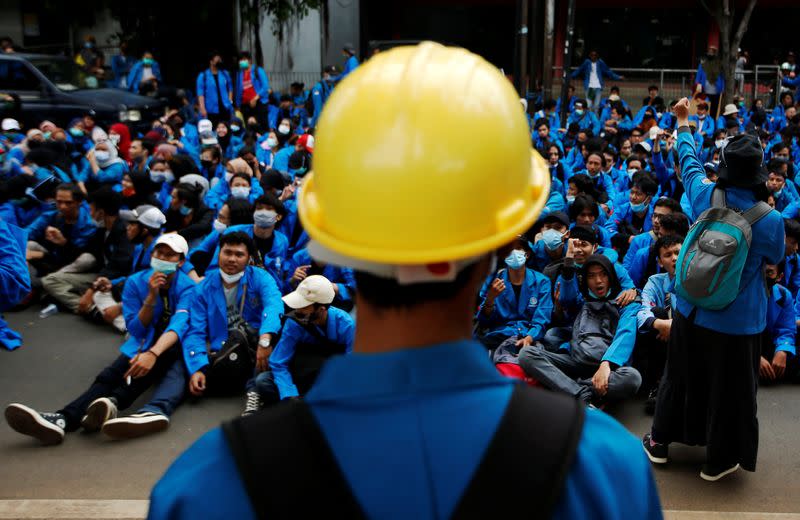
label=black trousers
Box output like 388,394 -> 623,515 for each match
651,311 -> 761,471
632,307 -> 670,392
241,102 -> 269,130
58,348 -> 179,431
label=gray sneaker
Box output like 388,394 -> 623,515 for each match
102,412 -> 169,440
81,397 -> 118,432
5,403 -> 66,445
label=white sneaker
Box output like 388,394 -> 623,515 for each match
5,403 -> 66,445
80,397 -> 118,432
102,412 -> 169,440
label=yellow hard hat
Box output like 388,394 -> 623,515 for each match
298,41 -> 550,265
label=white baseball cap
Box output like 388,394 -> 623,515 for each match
200,131 -> 218,146
2,118 -> 20,131
197,119 -> 213,134
282,275 -> 335,309
120,205 -> 167,229
154,233 -> 189,255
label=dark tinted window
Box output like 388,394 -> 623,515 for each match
0,60 -> 41,91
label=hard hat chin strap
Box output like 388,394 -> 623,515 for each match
307,240 -> 486,285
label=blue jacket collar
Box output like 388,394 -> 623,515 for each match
306,340 -> 509,403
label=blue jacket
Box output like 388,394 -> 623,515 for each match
475,268 -> 553,341
111,54 -> 135,89
556,269 -> 641,367
637,272 -> 674,332
767,283 -> 796,355
235,66 -> 270,107
310,79 -> 334,128
782,253 -> 800,298
695,62 -> 725,95
570,59 -> 621,91
148,341 -> 662,520
675,128 -> 785,334
0,221 -> 30,350
529,238 -> 566,272
334,56 -> 359,83
127,60 -> 162,93
688,114 -> 715,136
77,160 -> 127,185
182,266 -> 283,375
119,269 -> 196,359
25,203 -> 96,250
270,307 -> 355,399
567,111 -> 601,135
624,230 -> 657,272
606,200 -> 653,236
203,176 -> 263,211
272,146 -> 294,173
627,245 -> 661,289
191,224 -> 289,284
284,248 -> 356,307
196,68 -> 234,114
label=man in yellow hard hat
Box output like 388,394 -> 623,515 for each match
148,42 -> 661,519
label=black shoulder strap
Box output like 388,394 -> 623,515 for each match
222,386 -> 584,520
222,400 -> 366,519
741,201 -> 772,227
711,186 -> 726,208
451,386 -> 585,520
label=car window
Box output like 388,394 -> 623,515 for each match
0,60 -> 41,91
30,58 -> 97,91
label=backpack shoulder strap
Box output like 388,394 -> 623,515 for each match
711,186 -> 726,208
741,201 -> 772,227
451,386 -> 585,520
222,400 -> 366,519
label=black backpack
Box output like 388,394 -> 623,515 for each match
223,385 -> 585,519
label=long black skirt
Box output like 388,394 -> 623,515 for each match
651,310 -> 761,471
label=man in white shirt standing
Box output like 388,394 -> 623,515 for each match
571,50 -> 623,113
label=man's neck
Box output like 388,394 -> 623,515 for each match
142,234 -> 154,248
253,226 -> 274,239
507,267 -> 525,284
354,297 -> 474,354
63,214 -> 77,225
104,215 -> 117,230
210,65 -> 218,73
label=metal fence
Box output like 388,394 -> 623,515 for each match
547,66 -> 781,110
265,71 -> 321,93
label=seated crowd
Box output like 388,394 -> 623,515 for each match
1,55 -> 799,445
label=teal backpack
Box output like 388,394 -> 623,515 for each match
675,188 -> 772,310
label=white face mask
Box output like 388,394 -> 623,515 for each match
213,219 -> 227,233
220,270 -> 244,284
253,209 -> 278,228
278,125 -> 290,135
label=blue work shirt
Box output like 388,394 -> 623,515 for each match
624,230 -> 657,272
182,265 -> 283,375
25,203 -> 97,250
203,177 -> 263,211
235,66 -> 270,107
637,272 -> 674,332
119,269 -> 196,358
606,200 -> 653,236
270,307 -> 355,399
149,340 -> 662,519
77,159 -> 127,185
476,268 -> 553,341
191,224 -> 289,284
628,245 -> 661,289
196,68 -> 234,114
768,283 -> 796,355
309,79 -> 334,128
127,60 -> 162,93
675,128 -> 785,334
0,221 -> 30,350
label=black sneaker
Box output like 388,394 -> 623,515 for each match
700,462 -> 740,482
81,397 -> 118,432
5,403 -> 66,445
242,391 -> 263,417
102,412 -> 169,440
642,433 -> 668,464
644,388 -> 658,416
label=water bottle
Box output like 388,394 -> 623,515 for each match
39,303 -> 58,319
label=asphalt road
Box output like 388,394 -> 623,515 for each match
1,308 -> 799,515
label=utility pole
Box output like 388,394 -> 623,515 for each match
559,0 -> 576,128
542,0 -> 555,99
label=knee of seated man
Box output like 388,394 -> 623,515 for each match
614,366 -> 643,394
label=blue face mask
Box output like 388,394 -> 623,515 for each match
566,195 -> 576,204
178,205 -> 192,216
588,289 -> 603,299
575,109 -> 585,117
231,186 -> 251,200
151,257 -> 178,275
630,200 -> 649,213
541,229 -> 564,251
504,249 -> 527,270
